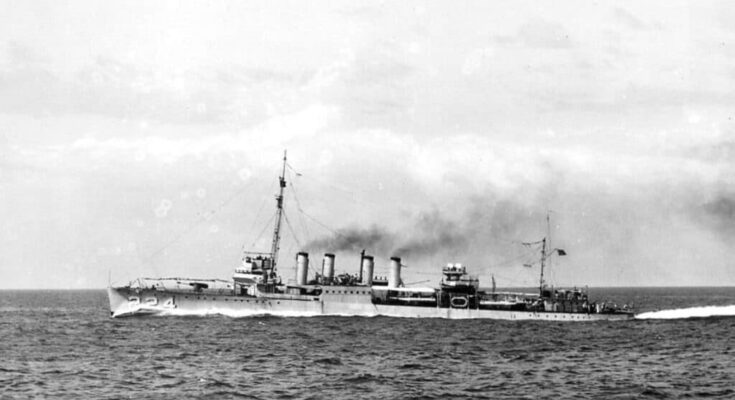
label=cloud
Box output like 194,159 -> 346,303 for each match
462,48 -> 494,75
493,19 -> 574,49
302,39 -> 421,128
52,103 -> 340,163
3,41 -> 46,67
0,43 -> 316,127
612,7 -> 647,30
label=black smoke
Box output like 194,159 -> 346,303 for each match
701,193 -> 735,236
303,197 -> 548,263
304,225 -> 395,254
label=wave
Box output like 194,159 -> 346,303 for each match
635,305 -> 735,320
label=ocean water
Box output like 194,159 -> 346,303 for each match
1,288 -> 734,399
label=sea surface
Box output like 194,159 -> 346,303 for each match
1,288 -> 734,399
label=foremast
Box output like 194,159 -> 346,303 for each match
231,151 -> 288,289
270,150 -> 287,269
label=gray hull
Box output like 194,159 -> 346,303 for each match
108,287 -> 634,321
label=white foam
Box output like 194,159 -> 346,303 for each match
635,305 -> 735,320
154,307 -> 365,318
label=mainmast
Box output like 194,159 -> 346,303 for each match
546,211 -> 552,286
270,150 -> 287,269
538,212 -> 565,295
539,237 -> 547,294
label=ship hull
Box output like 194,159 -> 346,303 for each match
108,287 -> 634,321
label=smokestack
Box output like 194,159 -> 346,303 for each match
388,257 -> 401,288
296,252 -> 309,286
361,255 -> 374,285
322,253 -> 335,283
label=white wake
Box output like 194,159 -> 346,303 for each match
635,305 -> 735,320
155,307 -> 363,318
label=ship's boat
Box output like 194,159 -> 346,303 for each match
108,152 -> 635,321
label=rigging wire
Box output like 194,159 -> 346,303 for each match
242,193 -> 269,249
284,163 -> 345,277
286,162 -> 301,176
249,212 -> 276,249
298,208 -> 340,236
144,182 -> 253,263
282,208 -> 325,278
286,169 -> 311,241
294,171 -> 382,217
282,210 -> 302,250
296,171 -> 359,196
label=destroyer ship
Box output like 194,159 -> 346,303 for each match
108,153 -> 634,321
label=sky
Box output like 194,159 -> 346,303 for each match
1,0 -> 734,289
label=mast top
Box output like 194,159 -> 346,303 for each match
279,150 -> 287,188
